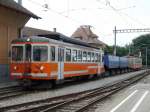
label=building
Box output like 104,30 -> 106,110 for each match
0,0 -> 39,82
71,25 -> 107,48
22,27 -> 55,37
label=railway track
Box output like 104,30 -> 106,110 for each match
0,70 -> 149,112
0,86 -> 28,100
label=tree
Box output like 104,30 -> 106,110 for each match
132,34 -> 150,65
104,45 -> 129,56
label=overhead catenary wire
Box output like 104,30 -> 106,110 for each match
103,0 -> 146,27
27,0 -> 83,25
27,0 -> 146,40
96,0 -> 132,27
26,0 -> 115,38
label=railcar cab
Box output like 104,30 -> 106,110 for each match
10,37 -> 50,81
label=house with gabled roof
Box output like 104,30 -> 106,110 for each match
71,25 -> 107,48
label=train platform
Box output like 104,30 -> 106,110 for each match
95,70 -> 150,112
0,70 -> 147,107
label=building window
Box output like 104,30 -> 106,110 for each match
66,48 -> 71,62
72,49 -> 77,61
51,46 -> 55,61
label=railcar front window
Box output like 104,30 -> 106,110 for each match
12,46 -> 23,61
33,46 -> 48,62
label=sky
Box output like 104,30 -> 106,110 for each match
16,0 -> 150,46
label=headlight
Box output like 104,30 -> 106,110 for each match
27,38 -> 30,41
40,66 -> 44,70
14,66 -> 17,70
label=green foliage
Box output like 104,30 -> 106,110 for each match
104,45 -> 129,56
132,34 -> 150,65
116,46 -> 129,56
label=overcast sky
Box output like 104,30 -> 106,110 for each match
18,0 -> 150,46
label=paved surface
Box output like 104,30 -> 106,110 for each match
0,70 -> 146,107
95,71 -> 150,112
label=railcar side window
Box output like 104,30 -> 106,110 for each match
33,46 -> 48,62
72,50 -> 77,61
51,46 -> 55,61
87,52 -> 91,62
66,48 -> 71,62
77,50 -> 82,62
12,46 -> 23,61
98,54 -> 101,62
91,53 -> 95,62
82,51 -> 87,62
95,53 -> 98,62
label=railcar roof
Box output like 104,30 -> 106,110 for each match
11,36 -> 49,43
38,33 -> 99,49
12,34 -> 99,49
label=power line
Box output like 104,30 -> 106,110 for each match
97,0 -> 146,27
107,0 -> 146,26
27,0 -> 83,25
59,7 -> 106,14
117,11 -> 146,26
96,0 -> 132,26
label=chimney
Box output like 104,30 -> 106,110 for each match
18,0 -> 22,5
53,28 -> 56,32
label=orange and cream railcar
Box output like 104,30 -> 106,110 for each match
10,34 -> 105,85
128,57 -> 142,70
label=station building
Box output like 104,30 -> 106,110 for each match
0,0 -> 39,82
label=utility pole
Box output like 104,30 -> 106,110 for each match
146,47 -> 147,68
113,26 -> 117,56
128,43 -> 131,55
112,27 -> 150,56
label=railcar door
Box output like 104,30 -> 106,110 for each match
58,47 -> 64,80
24,44 -> 31,74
